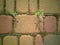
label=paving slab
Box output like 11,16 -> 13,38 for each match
44,34 -> 60,45
14,15 -> 43,33
6,0 -> 14,13
40,0 -> 60,13
0,15 -> 12,34
20,35 -> 33,45
35,34 -> 43,45
30,0 -> 37,13
0,0 -> 3,12
3,36 -> 18,45
44,16 -> 56,33
16,0 -> 28,13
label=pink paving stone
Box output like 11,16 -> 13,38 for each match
35,34 -> 43,45
0,15 -> 12,34
0,0 -> 3,12
58,17 -> 60,32
14,15 -> 42,33
44,16 -> 56,33
16,0 -> 28,13
30,0 -> 37,13
20,35 -> 33,45
3,36 -> 18,45
6,0 -> 14,12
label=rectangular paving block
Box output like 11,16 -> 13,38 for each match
6,0 -> 14,13
20,35 -> 33,45
3,36 -> 18,45
44,16 -> 56,33
14,15 -> 42,33
35,34 -> 43,45
0,0 -> 3,12
44,35 -> 60,45
40,0 -> 59,13
30,0 -> 37,13
16,0 -> 28,13
58,17 -> 60,32
0,15 -> 12,34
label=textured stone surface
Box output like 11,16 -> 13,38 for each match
6,0 -> 14,13
35,34 -> 43,45
30,0 -> 37,13
0,0 -> 3,12
14,15 -> 41,33
20,35 -> 33,45
44,16 -> 56,33
58,17 -> 60,32
16,0 -> 28,13
44,35 -> 60,45
3,36 -> 18,45
40,0 -> 60,13
0,15 -> 12,34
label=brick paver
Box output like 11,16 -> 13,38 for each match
16,0 -> 28,13
20,35 -> 33,45
35,34 -> 43,45
14,15 -> 41,33
3,36 -> 18,45
0,15 -> 12,34
44,16 -> 56,33
40,0 -> 59,13
0,0 -> 3,12
44,35 -> 60,45
30,0 -> 37,13
6,0 -> 14,13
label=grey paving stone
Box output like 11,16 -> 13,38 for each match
44,34 -> 60,45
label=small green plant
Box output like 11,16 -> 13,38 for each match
36,10 -> 44,17
11,11 -> 17,16
36,10 -> 45,21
